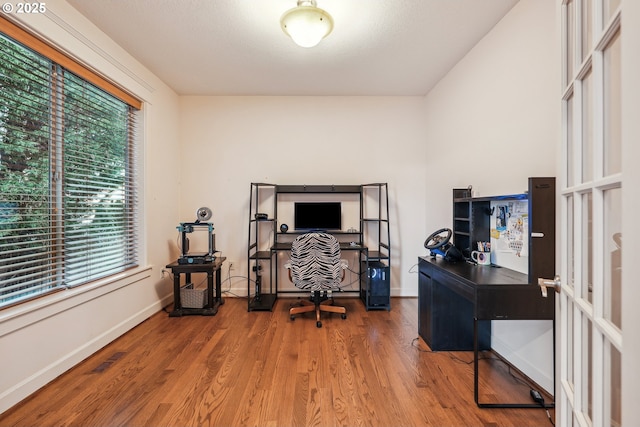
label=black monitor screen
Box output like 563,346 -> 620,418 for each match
294,202 -> 342,231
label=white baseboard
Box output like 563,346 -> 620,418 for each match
0,289 -> 170,414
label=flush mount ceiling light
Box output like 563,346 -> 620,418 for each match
280,0 -> 334,48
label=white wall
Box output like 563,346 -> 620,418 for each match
0,0 -> 181,413
178,96 -> 428,296
421,0 -> 559,393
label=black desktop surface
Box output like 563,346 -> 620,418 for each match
419,256 -> 554,321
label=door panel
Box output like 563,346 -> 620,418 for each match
560,1 -> 622,426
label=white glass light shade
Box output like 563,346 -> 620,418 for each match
280,1 -> 334,48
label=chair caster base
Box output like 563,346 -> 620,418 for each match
316,321 -> 322,328
341,314 -> 347,319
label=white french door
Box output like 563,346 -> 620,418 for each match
558,1 -> 622,426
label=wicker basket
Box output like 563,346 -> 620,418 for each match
180,283 -> 208,308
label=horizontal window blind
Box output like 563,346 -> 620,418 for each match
0,33 -> 60,305
61,70 -> 139,287
0,20 -> 140,307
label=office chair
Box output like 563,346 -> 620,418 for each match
285,232 -> 348,328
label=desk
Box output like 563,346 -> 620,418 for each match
271,242 -> 370,296
166,257 -> 226,317
418,256 -> 555,408
251,242 -> 386,310
271,242 -> 369,296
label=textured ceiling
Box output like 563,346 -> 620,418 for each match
66,0 -> 520,96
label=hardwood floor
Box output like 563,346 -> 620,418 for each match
0,297 -> 555,427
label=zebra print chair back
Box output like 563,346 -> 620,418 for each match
289,232 -> 344,291
287,232 -> 348,327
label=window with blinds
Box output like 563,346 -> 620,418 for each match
0,26 -> 140,308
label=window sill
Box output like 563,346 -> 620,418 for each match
0,265 -> 153,336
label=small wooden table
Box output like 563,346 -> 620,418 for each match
165,257 -> 226,317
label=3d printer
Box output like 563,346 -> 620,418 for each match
177,207 -> 217,264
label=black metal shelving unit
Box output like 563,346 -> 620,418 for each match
360,183 -> 391,310
247,183 -> 277,311
247,182 -> 391,311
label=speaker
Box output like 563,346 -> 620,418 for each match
361,261 -> 390,308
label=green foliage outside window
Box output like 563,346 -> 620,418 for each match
0,33 -> 137,306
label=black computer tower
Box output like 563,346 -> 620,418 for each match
360,261 -> 390,310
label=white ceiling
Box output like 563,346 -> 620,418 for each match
66,0 -> 520,96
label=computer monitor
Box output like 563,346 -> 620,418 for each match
294,202 -> 341,231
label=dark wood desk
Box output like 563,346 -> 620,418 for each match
418,256 -> 555,408
166,257 -> 226,317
